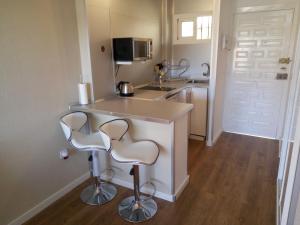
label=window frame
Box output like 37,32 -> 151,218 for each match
173,12 -> 213,45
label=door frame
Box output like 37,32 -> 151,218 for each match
236,3 -> 297,14
278,17 -> 300,225
280,86 -> 300,225
207,0 -> 221,146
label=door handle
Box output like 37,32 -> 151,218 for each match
279,57 -> 292,64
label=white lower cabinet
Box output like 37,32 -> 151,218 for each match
177,89 -> 187,103
165,87 -> 207,139
189,87 -> 207,139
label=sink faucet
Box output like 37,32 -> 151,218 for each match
201,63 -> 210,77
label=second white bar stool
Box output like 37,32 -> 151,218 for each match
98,119 -> 160,223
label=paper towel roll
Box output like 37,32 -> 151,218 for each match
78,83 -> 89,105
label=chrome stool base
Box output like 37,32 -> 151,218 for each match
80,183 -> 117,205
118,195 -> 158,223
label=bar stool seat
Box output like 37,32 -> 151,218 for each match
111,140 -> 159,165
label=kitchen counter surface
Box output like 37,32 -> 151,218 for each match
70,79 -> 208,124
70,97 -> 193,124
133,79 -> 209,100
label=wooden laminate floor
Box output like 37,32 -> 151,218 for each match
24,133 -> 279,225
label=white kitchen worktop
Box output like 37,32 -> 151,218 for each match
133,79 -> 209,100
71,97 -> 193,124
70,79 -> 208,124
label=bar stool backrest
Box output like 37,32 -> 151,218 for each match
60,112 -> 88,141
98,119 -> 129,151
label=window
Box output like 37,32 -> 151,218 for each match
197,16 -> 212,40
174,13 -> 212,44
181,21 -> 194,37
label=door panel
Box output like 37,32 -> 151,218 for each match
224,10 -> 294,138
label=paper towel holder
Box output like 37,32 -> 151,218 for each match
78,83 -> 90,105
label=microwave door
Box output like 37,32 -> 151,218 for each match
133,40 -> 147,61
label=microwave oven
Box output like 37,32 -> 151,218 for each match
113,38 -> 152,64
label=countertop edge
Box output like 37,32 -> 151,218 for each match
134,82 -> 209,101
70,103 -> 193,124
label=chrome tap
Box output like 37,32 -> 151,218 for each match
201,63 -> 210,77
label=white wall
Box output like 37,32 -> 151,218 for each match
111,0 -> 162,86
77,0 -> 162,98
173,44 -> 211,79
174,0 -> 212,14
211,0 -> 234,143
172,0 -> 213,79
0,1 -> 88,224
85,0 -> 115,100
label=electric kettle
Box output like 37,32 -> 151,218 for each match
117,81 -> 134,97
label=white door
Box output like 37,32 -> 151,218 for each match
223,10 -> 294,138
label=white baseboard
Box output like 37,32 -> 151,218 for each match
103,175 -> 174,202
7,172 -> 90,225
189,135 -> 205,141
224,129 -> 277,140
212,129 -> 223,145
173,175 -> 190,201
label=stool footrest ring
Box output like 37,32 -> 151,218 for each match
139,181 -> 157,202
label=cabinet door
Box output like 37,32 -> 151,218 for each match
190,88 -> 207,137
167,89 -> 187,103
177,89 -> 187,103
167,95 -> 179,102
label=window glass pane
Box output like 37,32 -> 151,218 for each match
181,21 -> 194,37
197,16 -> 212,40
201,27 -> 209,39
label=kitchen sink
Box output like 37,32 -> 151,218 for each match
187,79 -> 209,84
138,86 -> 176,92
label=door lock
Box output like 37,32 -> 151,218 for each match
279,57 -> 292,64
276,73 -> 288,80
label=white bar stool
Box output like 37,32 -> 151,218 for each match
98,119 -> 160,223
60,112 -> 117,205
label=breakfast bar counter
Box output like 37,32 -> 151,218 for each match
70,97 -> 193,124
